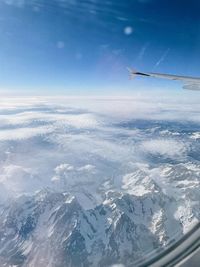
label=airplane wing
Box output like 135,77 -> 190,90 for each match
127,67 -> 200,90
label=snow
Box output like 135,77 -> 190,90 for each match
122,172 -> 152,196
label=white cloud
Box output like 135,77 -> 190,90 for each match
0,111 -> 100,129
78,164 -> 96,172
140,139 -> 186,159
51,163 -> 74,184
0,96 -> 198,206
0,165 -> 42,195
0,95 -> 200,123
55,163 -> 74,172
0,126 -> 53,141
190,132 -> 200,140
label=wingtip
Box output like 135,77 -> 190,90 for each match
127,67 -> 136,73
127,67 -> 137,79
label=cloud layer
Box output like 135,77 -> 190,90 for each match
0,96 -> 199,208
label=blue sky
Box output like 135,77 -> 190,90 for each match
0,0 -> 200,95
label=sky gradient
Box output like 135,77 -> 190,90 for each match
0,0 -> 200,94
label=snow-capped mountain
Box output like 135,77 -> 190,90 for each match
0,190 -> 174,267
0,162 -> 199,267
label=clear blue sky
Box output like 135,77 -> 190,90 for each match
0,0 -> 200,95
